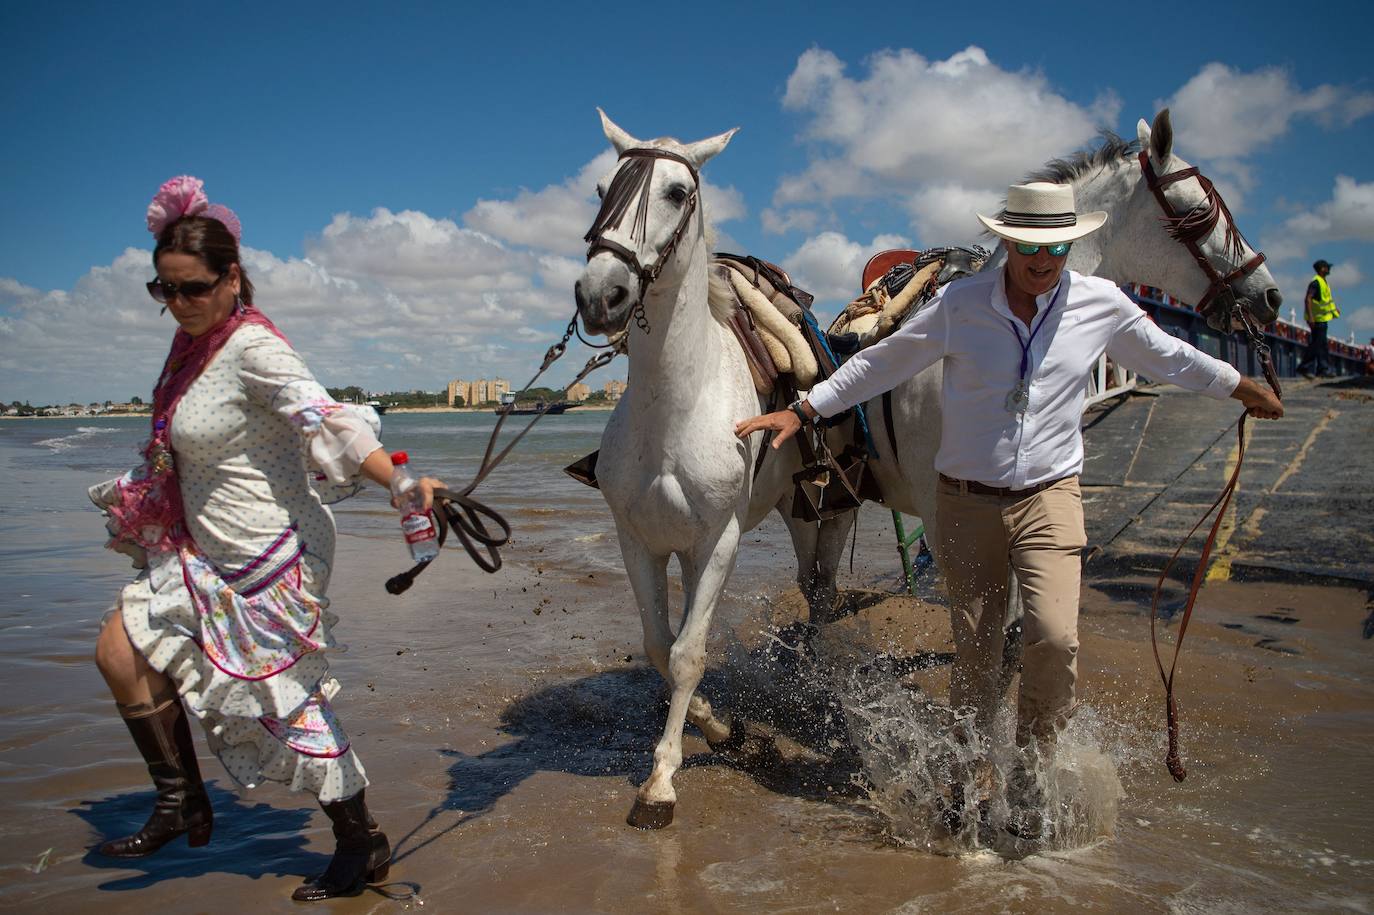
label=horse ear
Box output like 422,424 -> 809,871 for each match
598,108 -> 640,155
1149,108 -> 1174,164
681,127 -> 739,170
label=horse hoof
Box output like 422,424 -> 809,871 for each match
706,718 -> 747,756
627,799 -> 674,830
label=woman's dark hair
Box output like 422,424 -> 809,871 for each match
153,215 -> 255,305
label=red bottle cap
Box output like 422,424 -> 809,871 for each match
390,451 -> 409,465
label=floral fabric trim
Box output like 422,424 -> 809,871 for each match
260,692 -> 351,758
181,530 -> 323,681
288,399 -> 346,436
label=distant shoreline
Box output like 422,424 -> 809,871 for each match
386,404 -> 616,414
2,403 -> 619,420
1,412 -> 151,420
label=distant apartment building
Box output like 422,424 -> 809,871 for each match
604,379 -> 628,401
566,382 -> 591,402
447,378 -> 511,407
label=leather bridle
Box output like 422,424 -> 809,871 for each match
1139,150 -> 1267,333
583,147 -> 701,332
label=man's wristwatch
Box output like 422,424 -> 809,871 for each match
788,399 -> 813,426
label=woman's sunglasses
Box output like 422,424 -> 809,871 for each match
1014,242 -> 1072,257
146,272 -> 227,304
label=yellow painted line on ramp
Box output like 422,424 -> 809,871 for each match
1205,423 -> 1250,582
1206,407 -> 1337,581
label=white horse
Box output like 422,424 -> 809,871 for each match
574,111 -> 817,828
809,109 -> 1282,635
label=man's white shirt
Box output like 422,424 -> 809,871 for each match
806,268 -> 1241,489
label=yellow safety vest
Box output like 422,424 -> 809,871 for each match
1308,274 -> 1339,322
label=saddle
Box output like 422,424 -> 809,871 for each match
713,253 -> 825,393
828,245 -> 990,351
821,245 -> 990,485
564,253 -> 866,521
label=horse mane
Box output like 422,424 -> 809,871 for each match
981,130 -> 1144,241
1023,130 -> 1142,185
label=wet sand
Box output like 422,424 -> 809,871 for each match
3,518 -> 1371,913
2,394 -> 1373,913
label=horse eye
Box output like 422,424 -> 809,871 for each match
667,186 -> 688,205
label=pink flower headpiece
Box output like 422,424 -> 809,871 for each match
146,175 -> 242,242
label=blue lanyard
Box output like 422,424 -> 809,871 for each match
1007,285 -> 1061,382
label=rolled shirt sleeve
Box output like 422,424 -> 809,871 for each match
808,292 -> 951,417
1106,292 -> 1240,400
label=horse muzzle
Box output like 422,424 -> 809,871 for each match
575,257 -> 638,336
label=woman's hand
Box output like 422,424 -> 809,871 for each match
734,410 -> 803,449
393,476 -> 448,512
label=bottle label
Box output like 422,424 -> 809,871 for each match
401,511 -> 437,544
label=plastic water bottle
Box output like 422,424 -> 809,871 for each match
389,451 -> 439,563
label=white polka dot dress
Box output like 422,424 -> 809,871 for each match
112,324 -> 382,803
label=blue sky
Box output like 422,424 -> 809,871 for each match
3,0 -> 1371,403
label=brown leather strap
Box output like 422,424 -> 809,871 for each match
1150,363 -> 1281,781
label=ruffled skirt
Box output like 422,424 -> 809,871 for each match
117,526 -> 368,802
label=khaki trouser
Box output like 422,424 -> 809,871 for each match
935,475 -> 1086,746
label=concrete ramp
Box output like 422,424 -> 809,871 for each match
1081,377 -> 1374,587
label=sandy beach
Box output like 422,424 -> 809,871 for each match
1,392 -> 1371,913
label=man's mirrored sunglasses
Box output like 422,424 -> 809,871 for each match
146,272 -> 227,304
1014,242 -> 1072,257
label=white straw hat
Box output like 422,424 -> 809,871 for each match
977,182 -> 1107,245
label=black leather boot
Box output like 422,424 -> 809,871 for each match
292,789 -> 391,902
98,696 -> 213,857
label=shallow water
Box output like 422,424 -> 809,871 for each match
1,414 -> 1371,913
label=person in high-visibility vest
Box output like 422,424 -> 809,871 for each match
1300,259 -> 1339,377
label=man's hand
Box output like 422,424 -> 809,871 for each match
735,410 -> 804,449
1231,376 -> 1284,419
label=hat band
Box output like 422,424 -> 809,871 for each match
1001,210 -> 1077,228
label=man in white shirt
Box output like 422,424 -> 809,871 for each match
735,182 -> 1282,835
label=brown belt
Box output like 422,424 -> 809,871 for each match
938,473 -> 1071,498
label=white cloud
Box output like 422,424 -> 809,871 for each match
1159,63 -> 1374,161
771,46 -> 1118,244
1347,306 -> 1374,335
1329,262 -> 1365,287
1264,176 -> 1374,265
464,151 -> 613,257
1,212 -> 590,404
779,47 -> 1117,191
3,152 -> 765,403
905,183 -> 1003,247
761,207 -> 820,235
1283,176 -> 1374,243
463,150 -> 745,257
781,231 -> 910,306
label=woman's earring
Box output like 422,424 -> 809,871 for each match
233,294 -> 243,314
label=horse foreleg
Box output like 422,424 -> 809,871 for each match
778,501 -> 823,618
810,510 -> 855,625
630,519 -> 742,829
620,530 -> 731,750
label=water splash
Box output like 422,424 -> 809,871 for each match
716,603 -> 1131,859
837,660 -> 1126,856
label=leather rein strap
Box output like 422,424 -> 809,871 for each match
385,322 -> 618,595
1146,308 -> 1282,781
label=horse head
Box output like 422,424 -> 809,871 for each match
1104,109 -> 1280,331
575,109 -> 736,336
